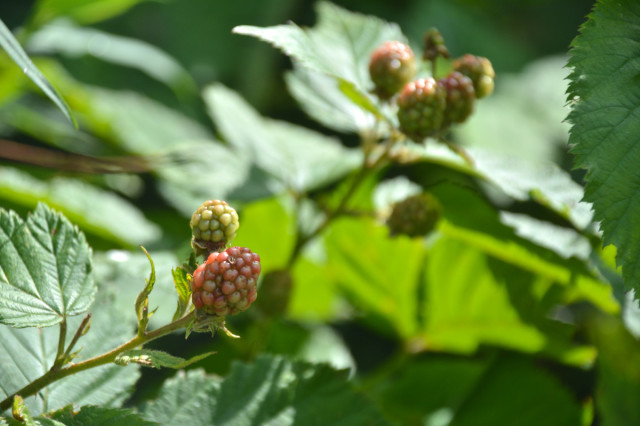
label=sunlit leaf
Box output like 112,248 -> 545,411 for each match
204,84 -> 361,193
0,166 -> 161,246
0,18 -> 76,127
0,291 -> 139,415
0,204 -> 94,327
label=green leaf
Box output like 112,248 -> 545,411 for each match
171,267 -> 191,322
0,166 -> 161,246
233,1 -> 404,91
27,20 -> 196,96
138,370 -> 221,425
0,292 -> 139,415
49,405 -> 157,426
454,56 -> 571,164
232,196 -> 296,274
156,141 -> 250,216
431,184 -> 618,316
29,0 -> 151,27
450,356 -> 582,426
566,0 -> 640,291
140,356 -> 391,425
326,217 -> 425,338
586,313 -> 640,426
92,250 -> 180,329
0,204 -> 95,328
403,143 -> 594,230
115,349 -> 215,369
0,18 -> 76,127
285,67 -> 375,133
135,246 -> 156,334
11,396 -> 35,425
374,358 -> 487,426
234,2 -> 401,133
203,83 -> 361,193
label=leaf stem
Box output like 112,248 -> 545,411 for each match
0,310 -> 196,412
53,319 -> 67,368
60,314 -> 92,366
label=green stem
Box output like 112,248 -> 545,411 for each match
0,311 -> 196,413
60,314 -> 92,365
53,319 -> 67,368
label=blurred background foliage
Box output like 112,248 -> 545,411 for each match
1,0 -> 635,424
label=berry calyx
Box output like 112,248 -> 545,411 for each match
191,246 -> 261,316
396,77 -> 447,141
369,41 -> 417,100
387,193 -> 442,237
438,71 -> 476,126
190,200 -> 239,256
452,54 -> 495,99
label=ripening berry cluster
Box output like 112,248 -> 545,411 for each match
368,35 -> 495,141
189,200 -> 262,318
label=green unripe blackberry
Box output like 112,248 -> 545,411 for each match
191,200 -> 239,256
438,71 -> 476,126
397,77 -> 447,141
369,41 -> 417,100
452,54 -> 495,99
387,193 -> 441,237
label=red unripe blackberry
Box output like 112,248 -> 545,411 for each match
369,41 -> 417,99
438,71 -> 476,126
396,77 -> 447,141
452,54 -> 495,99
191,246 -> 261,316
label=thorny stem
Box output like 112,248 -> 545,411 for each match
0,310 -> 196,413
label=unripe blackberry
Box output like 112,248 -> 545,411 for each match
438,71 -> 476,126
369,41 -> 416,100
387,193 -> 441,237
191,246 -> 261,316
397,78 -> 447,141
190,200 -> 239,255
452,54 -> 495,99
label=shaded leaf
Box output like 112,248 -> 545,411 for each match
0,204 -> 95,327
450,356 -> 582,426
566,0 -> 640,291
140,355 -> 390,425
0,18 -> 76,127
